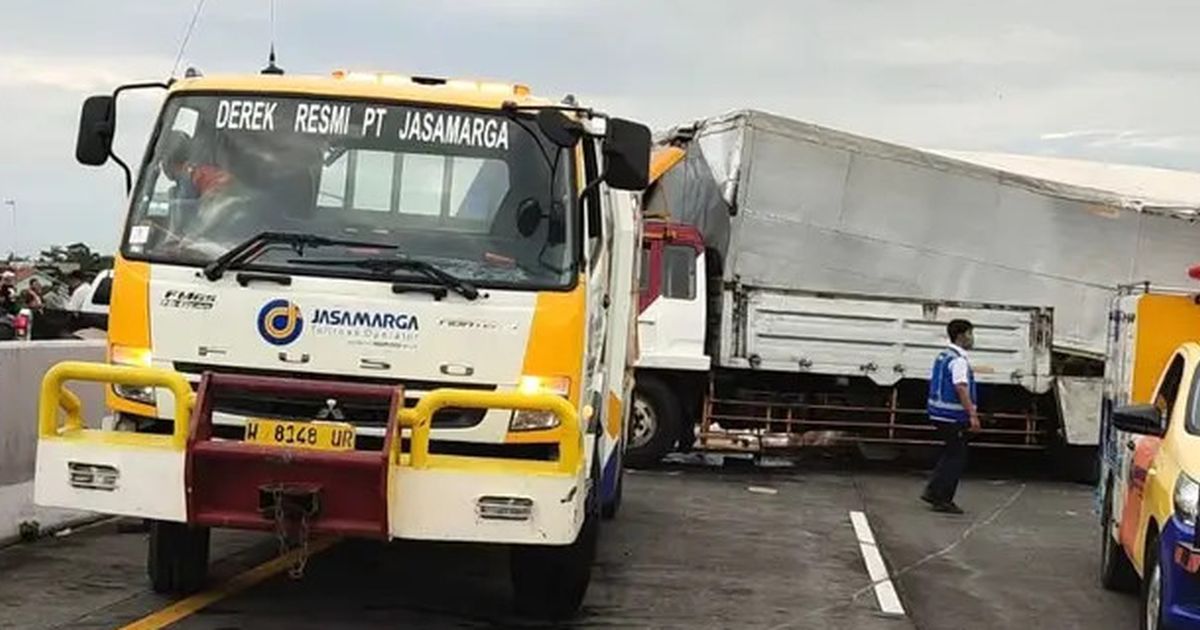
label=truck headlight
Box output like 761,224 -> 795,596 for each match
1175,474 -> 1199,528
509,376 -> 570,432
110,344 -> 156,405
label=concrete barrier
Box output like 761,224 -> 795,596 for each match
0,340 -> 106,543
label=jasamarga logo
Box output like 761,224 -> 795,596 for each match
312,309 -> 419,330
311,308 -> 420,349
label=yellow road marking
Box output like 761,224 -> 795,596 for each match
120,538 -> 338,630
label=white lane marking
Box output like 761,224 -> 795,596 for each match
849,510 -> 906,617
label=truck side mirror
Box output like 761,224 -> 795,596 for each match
603,118 -> 651,191
76,95 -> 115,166
1112,404 -> 1165,436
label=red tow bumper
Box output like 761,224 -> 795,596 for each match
185,373 -> 401,539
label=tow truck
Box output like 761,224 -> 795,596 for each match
34,66 -> 650,619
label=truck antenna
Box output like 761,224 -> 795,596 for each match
262,44 -> 284,75
170,0 -> 207,79
261,0 -> 284,75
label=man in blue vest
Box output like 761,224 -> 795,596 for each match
921,319 -> 980,514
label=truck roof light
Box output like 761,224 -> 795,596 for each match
1190,264 -> 1200,281
331,70 -> 531,96
378,74 -> 411,87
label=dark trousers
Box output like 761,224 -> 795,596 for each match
924,422 -> 968,503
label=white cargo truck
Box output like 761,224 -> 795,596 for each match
632,218 -> 1056,465
627,110 -> 1200,477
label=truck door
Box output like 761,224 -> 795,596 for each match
1117,353 -> 1181,556
636,233 -> 706,367
582,138 -> 611,435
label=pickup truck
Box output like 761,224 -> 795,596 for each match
14,270 -> 113,340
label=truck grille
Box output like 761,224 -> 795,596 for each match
172,362 -> 493,429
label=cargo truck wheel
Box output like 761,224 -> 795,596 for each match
1100,482 -> 1137,592
148,521 -> 210,594
627,377 -> 681,468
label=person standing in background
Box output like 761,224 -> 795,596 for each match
0,271 -> 17,315
921,319 -> 981,514
20,278 -> 45,312
63,271 -> 91,312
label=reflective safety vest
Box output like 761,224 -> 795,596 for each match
927,347 -> 977,424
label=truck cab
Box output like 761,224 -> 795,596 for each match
35,68 -> 650,619
631,217 -> 711,464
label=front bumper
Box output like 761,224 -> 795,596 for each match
1161,517 -> 1200,627
34,362 -> 585,546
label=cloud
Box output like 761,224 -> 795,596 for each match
1040,129 -> 1200,151
0,53 -> 172,93
855,26 -> 1075,68
7,1 -> 1200,254
436,0 -> 578,15
1039,130 -> 1126,141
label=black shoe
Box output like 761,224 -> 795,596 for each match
931,501 -> 964,515
920,492 -> 937,506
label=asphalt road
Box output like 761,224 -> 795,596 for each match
858,470 -> 1139,630
0,463 -> 1137,629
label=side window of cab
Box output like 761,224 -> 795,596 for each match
1154,354 -> 1186,428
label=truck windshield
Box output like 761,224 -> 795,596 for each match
124,94 -> 576,289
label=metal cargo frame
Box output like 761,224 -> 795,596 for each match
697,376 -> 1049,453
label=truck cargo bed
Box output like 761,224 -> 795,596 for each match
718,285 -> 1053,393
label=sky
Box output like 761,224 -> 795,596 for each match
3,0 -> 1200,256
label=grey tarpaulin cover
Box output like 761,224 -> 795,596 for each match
649,110 -> 1200,358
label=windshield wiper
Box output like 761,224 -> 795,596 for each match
286,256 -> 480,301
203,231 -> 398,281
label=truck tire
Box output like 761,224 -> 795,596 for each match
1100,482 -> 1137,592
627,377 -> 681,468
148,520 -> 210,594
602,444 -> 624,520
510,442 -> 600,620
1056,444 -> 1100,485
1141,531 -> 1169,630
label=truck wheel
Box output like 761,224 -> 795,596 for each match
510,514 -> 597,620
510,452 -> 600,619
148,521 -> 210,594
602,446 -> 624,520
1141,532 -> 1170,630
1056,444 -> 1100,484
627,377 -> 681,468
1099,484 -> 1137,592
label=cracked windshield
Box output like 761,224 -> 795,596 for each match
126,95 -> 575,288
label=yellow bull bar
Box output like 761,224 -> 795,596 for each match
39,362 -> 582,474
39,362 -> 195,449
395,389 -> 582,474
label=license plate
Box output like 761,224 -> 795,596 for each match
244,418 -> 356,451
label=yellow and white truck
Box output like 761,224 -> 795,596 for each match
34,67 -> 649,618
1098,283 -> 1200,627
